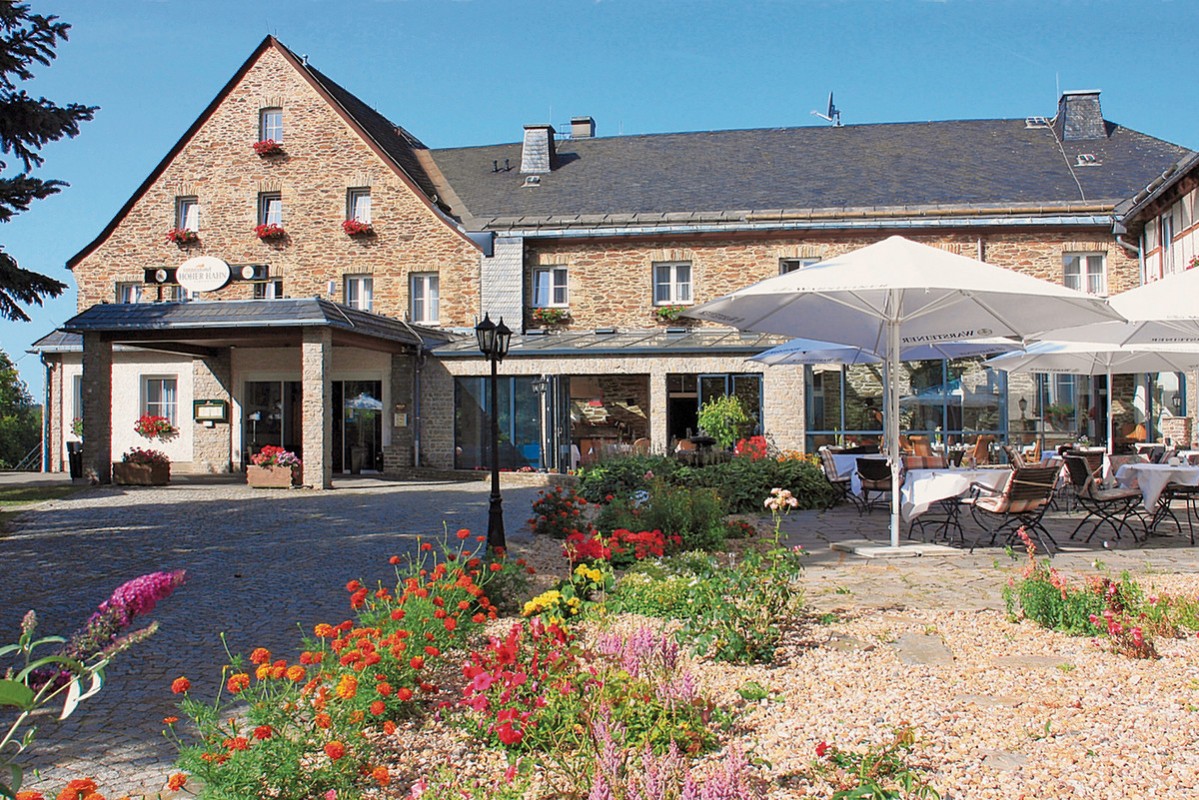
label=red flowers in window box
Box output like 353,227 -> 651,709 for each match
134,414 -> 177,441
254,223 -> 286,240
342,219 -> 374,236
165,227 -> 198,245
253,139 -> 283,156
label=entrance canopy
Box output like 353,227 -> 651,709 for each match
49,299 -> 449,488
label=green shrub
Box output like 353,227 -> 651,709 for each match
575,455 -> 687,502
594,481 -> 725,551
686,456 -> 832,513
696,395 -> 753,450
606,570 -> 698,618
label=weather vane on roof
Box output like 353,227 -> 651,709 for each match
811,92 -> 842,127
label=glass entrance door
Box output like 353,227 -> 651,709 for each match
243,381 -> 303,465
334,380 -> 383,473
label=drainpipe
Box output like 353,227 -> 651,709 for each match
40,354 -> 51,472
412,351 -> 424,468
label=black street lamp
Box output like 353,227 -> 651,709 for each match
475,313 -> 513,551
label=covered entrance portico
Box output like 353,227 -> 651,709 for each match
60,298 -> 446,488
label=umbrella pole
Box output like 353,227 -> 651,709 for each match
1106,368 -> 1114,456
889,318 -> 902,549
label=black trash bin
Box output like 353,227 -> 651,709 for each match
67,440 -> 83,479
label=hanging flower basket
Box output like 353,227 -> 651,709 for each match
342,219 -> 374,236
254,223 -> 286,240
253,139 -> 283,156
532,307 -> 570,327
165,228 -> 198,245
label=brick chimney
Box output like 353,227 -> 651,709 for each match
570,116 -> 595,139
520,124 -> 556,173
1054,90 -> 1106,141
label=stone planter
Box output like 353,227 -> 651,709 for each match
112,462 -> 170,486
247,464 -> 299,488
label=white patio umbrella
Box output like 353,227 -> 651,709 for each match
687,235 -> 1123,549
986,340 -> 1199,453
1045,268 -> 1199,346
749,336 -> 1019,366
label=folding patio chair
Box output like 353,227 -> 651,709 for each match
856,456 -> 893,515
818,446 -> 861,511
964,465 -> 1059,554
1062,453 -> 1145,544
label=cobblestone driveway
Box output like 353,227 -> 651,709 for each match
1,477 -> 542,794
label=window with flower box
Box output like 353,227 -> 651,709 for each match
344,275 -> 373,311
532,266 -> 568,307
347,188 -> 371,223
653,261 -> 692,305
142,376 -> 178,426
410,272 -> 439,324
258,192 -> 282,227
260,108 -> 282,143
175,196 -> 199,233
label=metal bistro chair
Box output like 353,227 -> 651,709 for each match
1062,453 -> 1145,544
964,465 -> 1059,554
818,446 -> 861,511
856,457 -> 894,515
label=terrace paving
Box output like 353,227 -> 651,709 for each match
2,473 -> 1199,794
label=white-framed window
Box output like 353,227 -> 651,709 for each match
1161,212 -> 1177,275
532,266 -> 568,307
653,261 -> 692,305
161,285 -> 191,302
347,188 -> 371,223
1063,253 -> 1106,295
344,275 -> 373,311
143,376 -> 178,425
779,258 -> 819,275
253,279 -> 284,300
410,272 -> 439,324
116,281 -> 143,304
258,192 -> 282,227
260,108 -> 283,142
176,196 -> 199,232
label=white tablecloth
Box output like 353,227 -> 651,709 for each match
1115,463 -> 1199,509
901,468 -> 1011,521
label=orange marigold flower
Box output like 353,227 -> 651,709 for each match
420,542 -> 432,551
167,774 -> 187,791
336,673 -> 359,700
269,664 -> 286,680
314,623 -> 335,638
397,686 -> 414,702
346,579 -> 362,592
253,725 -> 273,740
226,673 -> 250,694
255,664 -> 272,680
390,608 -> 405,621
377,682 -> 393,696
389,555 -> 401,564
170,677 -> 191,694
383,720 -> 397,735
315,712 -> 332,729
410,656 -> 425,670
324,740 -> 346,761
372,765 -> 390,786
286,665 -> 306,682
81,794 -> 105,800
472,613 -> 486,624
369,700 -> 386,715
15,791 -> 45,800
457,600 -> 471,611
249,647 -> 271,665
350,709 -> 364,723
223,736 -> 249,751
163,716 -> 179,725
424,645 -> 440,657
489,563 -> 502,572
444,617 -> 458,633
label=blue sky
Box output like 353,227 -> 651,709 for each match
4,0 -> 1199,398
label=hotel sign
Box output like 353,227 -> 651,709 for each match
176,256 -> 232,293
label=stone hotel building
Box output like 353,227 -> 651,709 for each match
34,37 -> 1196,487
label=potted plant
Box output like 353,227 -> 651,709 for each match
654,305 -> 687,324
165,228 -> 198,245
253,139 -> 283,156
532,307 -> 570,328
254,223 -> 286,240
113,447 -> 170,486
134,414 -> 178,441
247,445 -> 301,488
342,219 -> 374,236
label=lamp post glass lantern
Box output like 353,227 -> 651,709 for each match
476,314 -> 512,551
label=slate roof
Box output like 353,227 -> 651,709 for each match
56,299 -> 450,348
428,120 -> 1191,230
432,328 -> 784,358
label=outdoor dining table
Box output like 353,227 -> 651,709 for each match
901,467 -> 1011,521
1115,462 -> 1199,535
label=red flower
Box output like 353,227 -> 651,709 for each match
496,722 -> 524,745
369,700 -> 386,715
324,740 -> 346,761
171,677 -> 190,694
167,773 -> 187,791
816,740 -> 830,758
226,673 -> 250,694
249,647 -> 271,665
253,725 -> 273,740
410,656 -> 425,670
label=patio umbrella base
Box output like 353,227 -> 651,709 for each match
830,540 -> 963,558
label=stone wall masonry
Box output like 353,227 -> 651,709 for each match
385,352 -> 416,471
192,353 -> 233,473
71,46 -> 481,328
521,231 -> 1140,331
48,359 -> 65,472
301,328 -> 333,488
